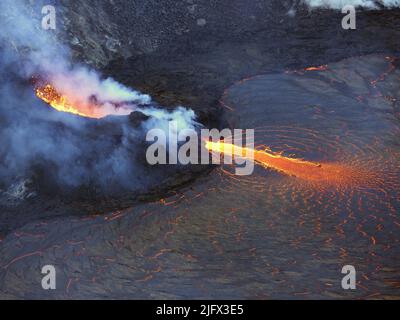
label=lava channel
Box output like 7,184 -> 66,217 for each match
205,140 -> 372,187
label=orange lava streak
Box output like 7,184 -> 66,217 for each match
35,84 -> 99,118
205,141 -> 370,187
304,65 -> 328,71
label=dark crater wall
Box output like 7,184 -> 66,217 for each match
58,1 -> 400,111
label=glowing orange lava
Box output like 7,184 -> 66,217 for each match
35,83 -> 99,118
304,65 -> 328,71
205,140 -> 371,187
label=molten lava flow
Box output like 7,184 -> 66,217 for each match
205,140 -> 369,187
304,65 -> 328,71
35,83 -> 99,118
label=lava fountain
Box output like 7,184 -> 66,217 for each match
34,78 -> 145,119
35,83 -> 99,118
205,140 -> 373,187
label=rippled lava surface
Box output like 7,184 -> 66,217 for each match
0,55 -> 399,299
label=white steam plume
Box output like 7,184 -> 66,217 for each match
0,0 -> 200,195
302,0 -> 400,9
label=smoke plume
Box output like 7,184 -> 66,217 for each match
302,0 -> 400,10
0,0 -> 199,200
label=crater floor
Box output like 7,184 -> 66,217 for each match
1,55 -> 399,299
